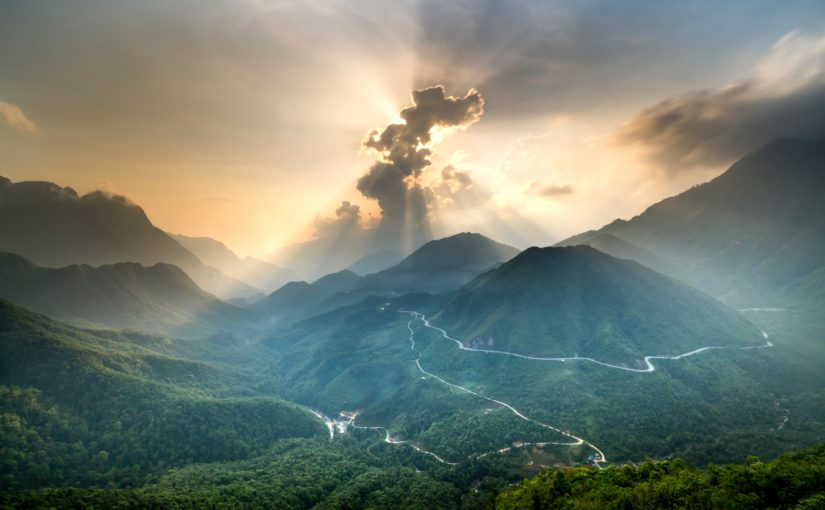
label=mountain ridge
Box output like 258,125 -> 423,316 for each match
172,233 -> 297,293
431,245 -> 764,364
557,138 -> 825,307
0,252 -> 250,336
253,232 -> 519,321
0,176 -> 257,299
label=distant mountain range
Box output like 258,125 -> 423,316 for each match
347,249 -> 404,275
253,233 -> 519,322
0,252 -> 250,336
363,232 -> 520,293
171,233 -> 297,293
558,138 -> 825,309
0,177 -> 257,299
270,228 -> 379,281
432,245 -> 763,364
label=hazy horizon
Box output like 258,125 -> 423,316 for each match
4,1 -> 825,257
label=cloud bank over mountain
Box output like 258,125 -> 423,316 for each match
616,30 -> 825,171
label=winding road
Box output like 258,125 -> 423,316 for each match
408,311 -> 772,373
302,308 -> 773,468
404,314 -> 605,466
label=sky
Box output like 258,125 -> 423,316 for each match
2,0 -> 825,257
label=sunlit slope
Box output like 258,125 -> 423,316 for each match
559,138 -> 825,308
433,246 -> 764,365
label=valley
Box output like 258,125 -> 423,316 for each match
1,107 -> 824,509
305,305 -> 779,469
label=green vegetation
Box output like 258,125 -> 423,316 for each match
361,232 -> 520,293
3,435 -> 823,508
494,445 -> 825,509
253,233 -> 519,324
0,252 -> 252,336
0,300 -> 324,489
433,246 -> 763,363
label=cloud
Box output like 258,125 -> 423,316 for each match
357,85 -> 484,232
441,164 -> 473,188
615,30 -> 825,171
313,201 -> 362,237
526,180 -> 574,198
0,175 -> 136,208
435,163 -> 491,208
0,100 -> 40,134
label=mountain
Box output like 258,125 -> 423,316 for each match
561,232 -> 676,276
557,138 -> 825,308
258,246 -> 804,467
0,252 -> 250,336
0,177 -> 258,299
270,229 -> 378,281
251,270 -> 369,322
348,249 -> 404,275
172,233 -> 297,293
0,300 -> 324,489
432,246 -> 764,365
254,233 -> 519,322
170,234 -> 243,273
237,256 -> 297,293
313,269 -> 365,292
362,232 -> 520,293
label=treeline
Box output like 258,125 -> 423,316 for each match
0,385 -> 324,489
0,437 -> 515,509
0,302 -> 324,490
493,445 -> 825,509
3,442 -> 824,509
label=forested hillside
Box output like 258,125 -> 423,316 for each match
0,300 -> 324,489
433,246 -> 763,363
495,446 -> 825,509
0,253 -> 250,336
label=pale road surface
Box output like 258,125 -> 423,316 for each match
300,308 -> 773,467
405,314 -> 603,466
307,405 -> 460,464
407,311 -> 772,373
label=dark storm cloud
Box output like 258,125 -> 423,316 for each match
615,31 -> 825,171
410,1 -> 825,118
615,81 -> 825,170
357,86 -> 484,229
